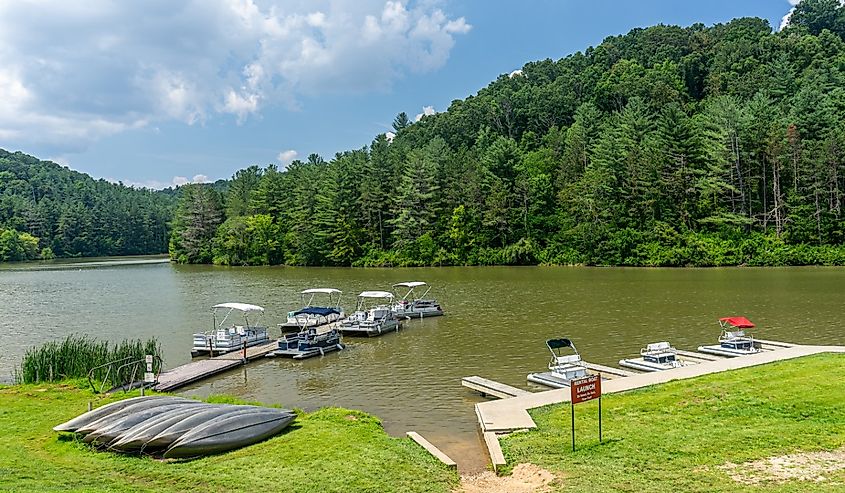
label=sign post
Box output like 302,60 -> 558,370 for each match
143,354 -> 155,396
569,373 -> 602,451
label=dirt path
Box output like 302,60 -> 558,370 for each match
456,463 -> 557,493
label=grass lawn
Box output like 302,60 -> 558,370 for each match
501,353 -> 845,492
0,383 -> 458,493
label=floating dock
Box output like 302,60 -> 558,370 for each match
154,341 -> 278,392
582,361 -> 639,378
462,376 -> 532,399
674,349 -> 725,362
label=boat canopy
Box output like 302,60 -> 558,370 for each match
293,307 -> 341,316
301,288 -> 342,295
393,281 -> 428,288
358,291 -> 394,299
719,316 -> 755,329
213,303 -> 265,313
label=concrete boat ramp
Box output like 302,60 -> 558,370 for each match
466,343 -> 845,470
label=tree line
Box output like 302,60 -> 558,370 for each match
171,3 -> 845,267
0,149 -> 175,261
5,1 -> 845,267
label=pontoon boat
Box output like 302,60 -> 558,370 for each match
527,338 -> 589,388
267,309 -> 344,359
191,303 -> 270,357
337,291 -> 401,337
697,316 -> 762,357
392,281 -> 444,319
619,341 -> 690,372
280,288 -> 345,331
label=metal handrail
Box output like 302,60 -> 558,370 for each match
87,355 -> 163,394
115,355 -> 163,393
87,356 -> 135,394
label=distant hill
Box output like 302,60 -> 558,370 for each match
169,6 -> 845,267
0,149 -> 175,260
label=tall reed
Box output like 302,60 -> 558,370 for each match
19,335 -> 162,385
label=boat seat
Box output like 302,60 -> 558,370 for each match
646,342 -> 671,352
555,355 -> 581,365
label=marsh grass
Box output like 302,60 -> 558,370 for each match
19,335 -> 161,385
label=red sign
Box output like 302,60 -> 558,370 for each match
570,375 -> 601,404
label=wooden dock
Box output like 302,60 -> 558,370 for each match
462,376 -> 532,399
406,432 -> 456,469
154,341 -> 278,392
582,361 -> 639,378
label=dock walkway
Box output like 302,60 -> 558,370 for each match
582,361 -> 639,378
462,376 -> 531,399
154,341 -> 278,392
476,344 -> 845,434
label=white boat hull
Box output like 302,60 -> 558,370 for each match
619,358 -> 689,372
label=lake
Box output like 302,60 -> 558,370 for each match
2,257 -> 843,472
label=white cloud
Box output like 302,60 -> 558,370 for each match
385,131 -> 396,142
509,69 -> 523,78
781,0 -> 845,31
192,174 -> 211,183
0,1 -> 471,153
414,105 -> 436,122
780,0 -> 800,31
277,149 -> 298,164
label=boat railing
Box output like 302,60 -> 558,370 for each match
642,342 -> 673,356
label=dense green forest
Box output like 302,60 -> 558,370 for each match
170,2 -> 845,267
5,1 -> 845,267
0,149 -> 175,261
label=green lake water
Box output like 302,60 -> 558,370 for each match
1,257 -> 843,471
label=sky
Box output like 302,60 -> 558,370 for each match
0,0 -> 799,189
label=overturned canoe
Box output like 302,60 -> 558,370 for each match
53,395 -> 168,433
163,409 -> 295,459
76,397 -> 192,435
108,405 -> 220,452
142,405 -> 260,452
84,402 -> 201,445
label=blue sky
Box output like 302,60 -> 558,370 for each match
0,1 -> 796,189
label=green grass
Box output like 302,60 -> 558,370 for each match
502,353 -> 845,492
0,383 -> 457,493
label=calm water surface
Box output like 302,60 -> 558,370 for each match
2,257 -> 843,471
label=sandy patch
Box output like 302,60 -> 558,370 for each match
456,463 -> 557,493
720,448 -> 845,484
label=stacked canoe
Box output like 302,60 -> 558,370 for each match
53,395 -> 295,459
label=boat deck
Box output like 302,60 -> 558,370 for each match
266,343 -> 343,360
155,341 -> 278,392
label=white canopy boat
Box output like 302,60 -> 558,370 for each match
698,316 -> 762,357
280,288 -> 345,330
337,291 -> 401,337
392,281 -> 444,319
191,303 -> 270,357
527,338 -> 590,388
619,341 -> 691,372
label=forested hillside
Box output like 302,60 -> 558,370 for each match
0,150 -> 174,261
170,3 -> 845,267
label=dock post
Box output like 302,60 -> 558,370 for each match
242,340 -> 247,364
